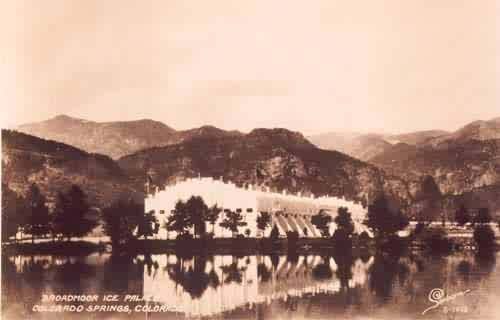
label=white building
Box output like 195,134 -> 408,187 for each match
145,177 -> 370,238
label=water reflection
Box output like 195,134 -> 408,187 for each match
1,251 -> 500,319
369,253 -> 410,302
166,255 -> 211,298
103,254 -> 145,294
258,262 -> 272,283
144,254 -> 374,317
457,260 -> 472,283
474,251 -> 496,276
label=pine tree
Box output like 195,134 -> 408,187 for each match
102,199 -> 142,247
334,207 -> 354,236
185,196 -> 209,238
256,212 -> 271,236
364,195 -> 409,239
455,205 -> 470,226
52,192 -> 67,241
415,175 -> 442,222
166,197 -> 218,238
53,185 -> 96,240
219,210 -> 247,237
311,209 -> 332,237
166,200 -> 191,236
137,210 -> 158,239
269,225 -> 280,240
206,204 -> 222,234
333,207 -> 355,248
24,184 -> 50,244
473,208 -> 492,225
473,224 -> 495,252
1,184 -> 25,242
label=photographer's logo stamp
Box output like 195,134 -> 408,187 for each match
422,288 -> 471,315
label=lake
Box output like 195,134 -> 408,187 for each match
2,251 -> 500,320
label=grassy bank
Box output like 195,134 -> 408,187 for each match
2,237 -> 373,256
2,240 -> 106,255
8,234 -> 498,256
125,238 -> 340,254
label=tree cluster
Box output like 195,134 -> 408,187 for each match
1,183 -> 97,243
101,198 -> 157,247
332,207 -> 355,249
2,183 -> 159,247
453,204 -> 496,252
311,209 -> 332,237
166,196 -> 226,238
53,185 -> 97,241
364,195 -> 409,239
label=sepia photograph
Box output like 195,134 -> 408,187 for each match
1,1 -> 499,319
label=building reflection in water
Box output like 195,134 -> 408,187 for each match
3,252 -> 500,319
142,254 -> 374,317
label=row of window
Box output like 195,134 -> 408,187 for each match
152,209 -> 311,220
154,208 -> 254,214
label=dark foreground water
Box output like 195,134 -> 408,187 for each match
2,251 -> 500,320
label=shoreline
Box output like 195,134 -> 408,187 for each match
2,238 -> 370,256
2,237 -> 498,256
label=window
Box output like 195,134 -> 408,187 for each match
236,208 -> 242,213
160,210 -> 165,215
247,208 -> 253,213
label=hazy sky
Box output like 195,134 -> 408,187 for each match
1,1 -> 498,135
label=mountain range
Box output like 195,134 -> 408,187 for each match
421,118 -> 500,148
308,130 -> 451,160
3,122 -> 412,210
306,133 -> 393,161
118,128 -> 411,204
1,130 -> 140,207
18,115 -> 242,159
308,117 -> 500,160
370,117 -> 500,195
386,130 -> 450,145
4,114 -> 500,218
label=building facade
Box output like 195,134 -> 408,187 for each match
145,177 -> 370,239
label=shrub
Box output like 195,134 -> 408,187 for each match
312,259 -> 333,280
358,231 -> 371,245
176,233 -> 193,241
473,225 -> 496,252
311,210 -> 332,237
286,231 -> 299,250
414,222 -> 426,235
420,228 -> 452,254
455,205 -> 470,226
473,208 -> 492,224
269,225 -> 280,240
332,228 -> 352,250
380,234 -> 408,255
